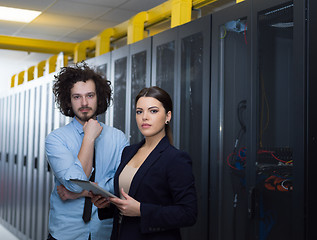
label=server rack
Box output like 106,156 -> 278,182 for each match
129,38 -> 152,145
0,70 -> 68,239
307,1 -> 317,239
151,15 -> 211,240
152,25 -> 179,146
210,2 -> 250,240
109,37 -> 152,144
111,45 -> 130,137
210,0 -> 314,239
255,2 -> 296,239
177,15 -> 211,240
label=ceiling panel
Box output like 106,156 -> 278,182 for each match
68,0 -> 128,8
17,24 -> 77,40
120,0 -> 166,11
32,13 -> 92,28
45,1 -> 112,19
0,0 -> 53,10
65,28 -> 101,42
98,8 -> 138,23
0,21 -> 26,35
82,19 -> 118,32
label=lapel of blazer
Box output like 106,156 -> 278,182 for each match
114,139 -> 145,196
128,136 -> 170,197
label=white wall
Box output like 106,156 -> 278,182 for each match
0,49 -> 52,97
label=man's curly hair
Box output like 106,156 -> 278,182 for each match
53,62 -> 112,117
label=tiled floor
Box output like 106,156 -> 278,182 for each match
0,224 -> 20,240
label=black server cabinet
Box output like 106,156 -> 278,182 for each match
210,2 -> 250,240
178,16 -> 211,240
210,0 -> 314,239
152,15 -> 211,240
254,2 -> 296,240
307,0 -> 317,239
111,45 -> 130,137
110,37 -> 152,143
94,53 -> 111,124
252,1 -> 310,239
94,53 -> 111,80
129,38 -> 152,145
152,26 -> 178,144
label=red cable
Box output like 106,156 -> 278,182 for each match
226,152 -> 239,170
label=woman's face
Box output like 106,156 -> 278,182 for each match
136,97 -> 171,140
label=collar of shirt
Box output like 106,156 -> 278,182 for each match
73,117 -> 85,135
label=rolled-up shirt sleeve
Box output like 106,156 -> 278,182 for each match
45,128 -> 90,192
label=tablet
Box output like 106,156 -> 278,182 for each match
70,179 -> 118,198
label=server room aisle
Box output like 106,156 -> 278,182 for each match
0,224 -> 20,240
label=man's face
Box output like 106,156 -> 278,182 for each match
70,79 -> 98,125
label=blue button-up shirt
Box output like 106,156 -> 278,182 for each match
45,118 -> 128,240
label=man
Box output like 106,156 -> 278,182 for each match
45,63 -> 128,240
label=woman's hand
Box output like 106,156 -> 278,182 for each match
57,185 -> 89,201
109,188 -> 141,217
89,192 -> 110,208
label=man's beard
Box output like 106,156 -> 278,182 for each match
75,107 -> 97,122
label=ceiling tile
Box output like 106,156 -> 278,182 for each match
65,28 -> 100,42
32,13 -> 91,28
82,19 -> 118,32
0,21 -> 26,35
99,8 -> 138,23
120,0 -> 166,11
18,24 -> 77,41
66,0 -> 128,8
0,0 -> 53,10
45,0 -> 112,19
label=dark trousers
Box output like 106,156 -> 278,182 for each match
47,233 -> 91,240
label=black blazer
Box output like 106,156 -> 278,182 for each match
99,136 -> 197,240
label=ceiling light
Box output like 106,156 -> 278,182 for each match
0,6 -> 41,23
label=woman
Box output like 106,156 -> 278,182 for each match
91,86 -> 197,240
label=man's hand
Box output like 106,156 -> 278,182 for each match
57,185 -> 89,201
79,119 -> 103,177
89,192 -> 110,208
83,119 -> 103,141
